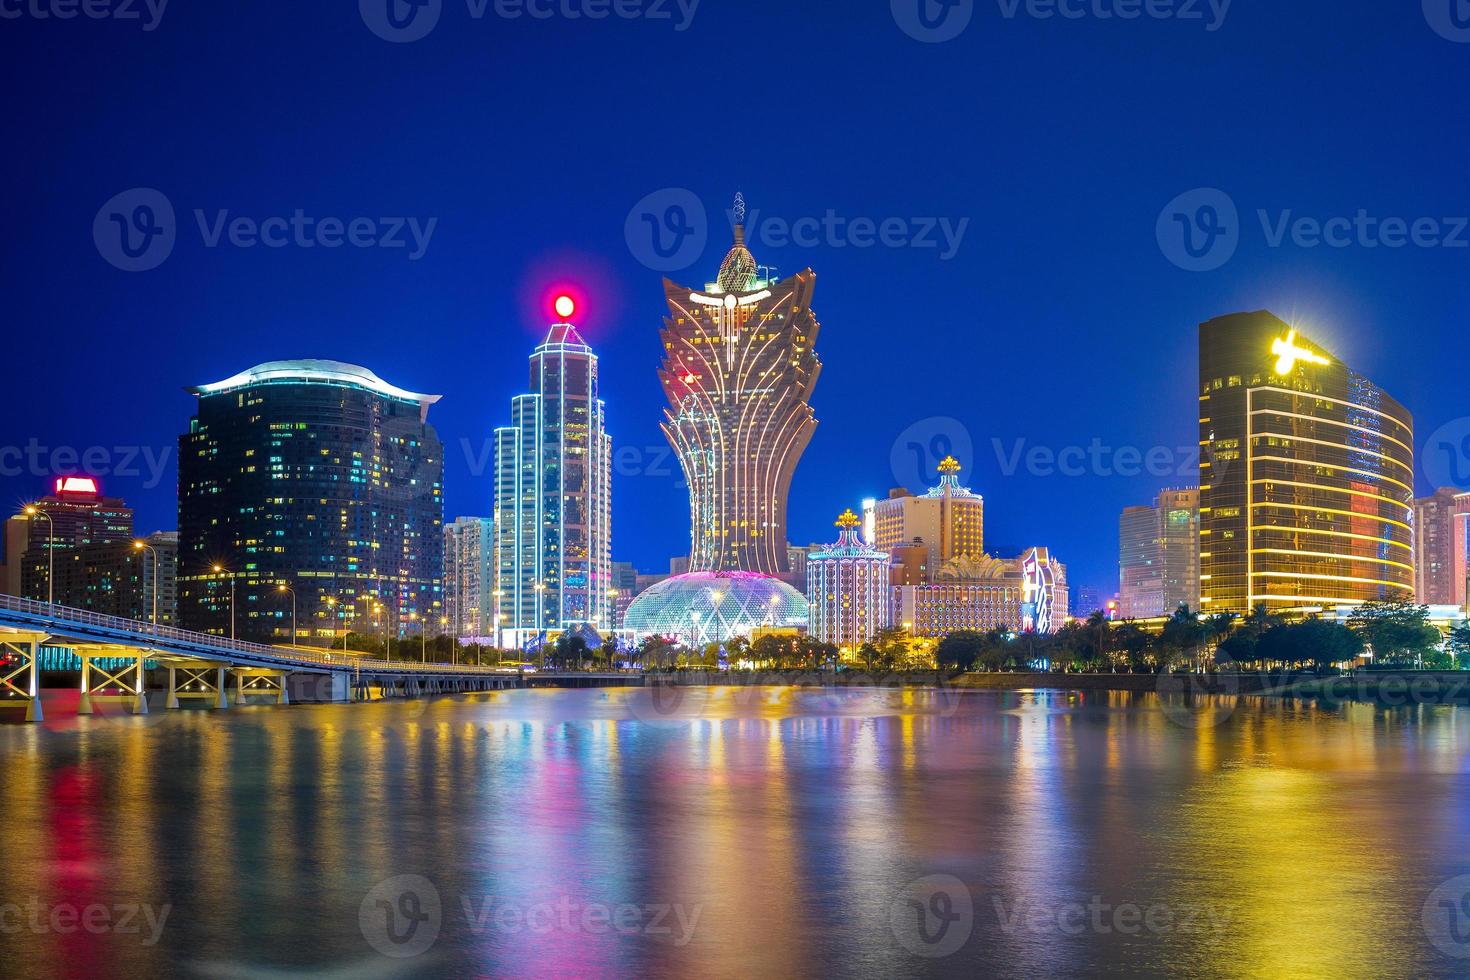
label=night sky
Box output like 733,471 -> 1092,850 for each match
3,1 -> 1467,600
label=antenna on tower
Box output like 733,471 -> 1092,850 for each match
733,191 -> 746,226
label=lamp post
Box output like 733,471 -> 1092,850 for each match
276,583 -> 296,646
132,540 -> 159,625
212,564 -> 236,640
325,597 -> 349,652
23,506 -> 53,604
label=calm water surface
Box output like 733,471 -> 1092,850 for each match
4,686 -> 1470,978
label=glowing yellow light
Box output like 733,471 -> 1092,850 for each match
1270,330 -> 1329,375
554,295 -> 575,320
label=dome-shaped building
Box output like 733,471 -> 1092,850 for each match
622,571 -> 807,645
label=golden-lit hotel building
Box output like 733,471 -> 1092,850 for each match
872,456 -> 984,568
1198,311 -> 1414,617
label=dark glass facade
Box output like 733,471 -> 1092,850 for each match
1199,312 -> 1414,616
178,361 -> 444,644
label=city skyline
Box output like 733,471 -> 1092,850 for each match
1,295 -> 1460,605
8,7 -> 1468,604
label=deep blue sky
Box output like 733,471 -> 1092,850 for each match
3,0 -> 1467,600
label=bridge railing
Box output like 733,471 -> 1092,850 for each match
0,593 -> 511,675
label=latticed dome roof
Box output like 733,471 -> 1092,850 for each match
623,571 -> 808,644
716,227 -> 760,293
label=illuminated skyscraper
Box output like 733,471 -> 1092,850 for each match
179,361 -> 444,643
658,196 -> 821,575
1413,488 -> 1470,608
444,516 -> 494,639
1198,312 -> 1414,617
14,477 -> 134,602
493,299 -> 613,645
1118,488 -> 1200,619
807,509 -> 891,650
873,456 -> 984,567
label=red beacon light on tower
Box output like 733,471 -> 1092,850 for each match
55,476 -> 100,497
554,294 -> 576,321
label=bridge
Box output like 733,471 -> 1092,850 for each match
0,594 -> 559,722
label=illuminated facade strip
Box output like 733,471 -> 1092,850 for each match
1249,501 -> 1411,531
1247,457 -> 1413,496
1252,571 -> 1409,588
1247,412 -> 1414,456
1247,478 -> 1414,513
1257,524 -> 1412,552
1248,430 -> 1414,472
1246,385 -> 1414,434
1248,548 -> 1415,573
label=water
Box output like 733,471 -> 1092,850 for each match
3,686 -> 1470,978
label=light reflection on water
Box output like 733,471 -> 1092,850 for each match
3,687 -> 1470,978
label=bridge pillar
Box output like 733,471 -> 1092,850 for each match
76,650 -> 148,716
163,662 -> 229,710
0,634 -> 46,722
234,669 -> 290,705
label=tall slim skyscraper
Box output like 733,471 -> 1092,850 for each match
658,196 -> 821,575
179,360 -> 444,643
493,301 -> 612,645
1118,488 -> 1200,619
444,517 -> 494,639
1198,312 -> 1414,616
1414,488 -> 1470,608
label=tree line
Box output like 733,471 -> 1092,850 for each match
933,598 -> 1470,674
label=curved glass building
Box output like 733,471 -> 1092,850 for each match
622,571 -> 808,645
658,197 -> 821,575
178,360 -> 444,643
1198,312 -> 1414,616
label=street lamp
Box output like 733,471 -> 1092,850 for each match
23,506 -> 53,604
325,596 -> 350,652
212,564 -> 236,640
132,540 -> 159,625
276,583 -> 296,646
